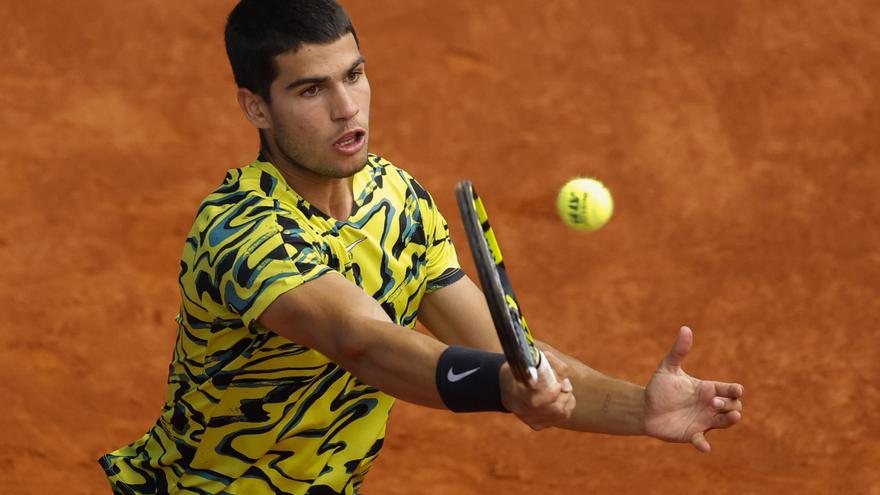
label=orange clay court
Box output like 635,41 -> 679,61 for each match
0,1 -> 878,493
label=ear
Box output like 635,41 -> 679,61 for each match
237,88 -> 272,130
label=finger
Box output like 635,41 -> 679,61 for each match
713,410 -> 742,429
547,390 -> 573,421
544,350 -> 570,382
522,398 -> 572,429
691,431 -> 711,453
562,390 -> 576,417
661,326 -> 693,371
712,397 -> 743,413
713,381 -> 744,398
525,383 -> 562,408
561,378 -> 573,393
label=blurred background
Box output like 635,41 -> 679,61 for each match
1,1 -> 877,493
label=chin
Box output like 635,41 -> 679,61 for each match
338,150 -> 370,177
321,159 -> 364,179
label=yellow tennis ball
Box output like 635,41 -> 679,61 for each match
556,178 -> 614,231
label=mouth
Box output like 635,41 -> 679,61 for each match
333,129 -> 367,156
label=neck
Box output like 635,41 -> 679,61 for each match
260,144 -> 356,220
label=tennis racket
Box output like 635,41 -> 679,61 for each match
455,180 -> 556,386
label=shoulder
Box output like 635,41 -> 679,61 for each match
188,162 -> 323,251
195,165 -> 278,224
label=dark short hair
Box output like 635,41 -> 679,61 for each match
225,0 -> 359,102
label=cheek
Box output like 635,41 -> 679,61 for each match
275,108 -> 320,139
356,81 -> 372,114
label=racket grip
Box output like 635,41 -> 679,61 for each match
528,350 -> 559,388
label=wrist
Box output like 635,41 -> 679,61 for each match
435,346 -> 509,413
636,385 -> 648,436
498,363 -> 514,412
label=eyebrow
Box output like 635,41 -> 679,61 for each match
285,56 -> 366,91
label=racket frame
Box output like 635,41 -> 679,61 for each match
455,180 -> 539,384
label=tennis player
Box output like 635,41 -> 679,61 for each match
99,1 -> 743,494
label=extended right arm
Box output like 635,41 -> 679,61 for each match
258,272 -> 573,424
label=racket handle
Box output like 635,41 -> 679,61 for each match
528,350 -> 558,388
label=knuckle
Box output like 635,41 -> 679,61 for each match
561,401 -> 573,415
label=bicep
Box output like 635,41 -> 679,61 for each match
418,275 -> 501,352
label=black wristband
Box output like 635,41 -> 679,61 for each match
435,346 -> 508,413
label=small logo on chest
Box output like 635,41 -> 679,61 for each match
345,236 -> 367,253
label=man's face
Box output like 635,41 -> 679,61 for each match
264,33 -> 370,178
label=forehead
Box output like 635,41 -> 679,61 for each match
273,33 -> 361,81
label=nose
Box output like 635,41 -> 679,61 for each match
330,85 -> 359,121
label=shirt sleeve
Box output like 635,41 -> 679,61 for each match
220,211 -> 331,329
419,185 -> 464,293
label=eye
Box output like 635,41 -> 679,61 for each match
346,70 -> 363,83
301,85 -> 321,97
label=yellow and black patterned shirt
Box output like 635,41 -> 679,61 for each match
100,154 -> 463,495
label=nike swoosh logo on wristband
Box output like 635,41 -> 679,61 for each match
447,366 -> 480,383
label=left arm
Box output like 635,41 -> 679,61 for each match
541,328 -> 744,451
418,275 -> 502,352
537,342 -> 648,436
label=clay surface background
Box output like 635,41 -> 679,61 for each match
1,1 -> 878,493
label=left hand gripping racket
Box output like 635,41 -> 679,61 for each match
455,180 -> 556,386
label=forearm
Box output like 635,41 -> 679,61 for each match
562,360 -> 646,435
260,274 -> 452,410
341,317 -> 448,409
539,343 -> 646,435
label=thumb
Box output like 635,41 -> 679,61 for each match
661,326 -> 693,371
691,431 -> 711,453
